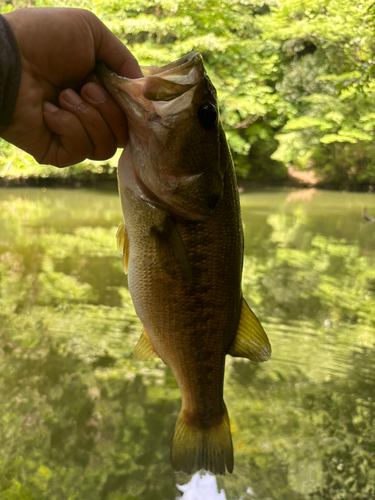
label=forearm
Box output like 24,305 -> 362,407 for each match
0,14 -> 21,134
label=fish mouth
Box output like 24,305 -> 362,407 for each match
141,53 -> 203,77
96,53 -> 205,106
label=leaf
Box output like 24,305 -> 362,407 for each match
283,116 -> 333,132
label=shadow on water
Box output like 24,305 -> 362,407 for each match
0,187 -> 375,499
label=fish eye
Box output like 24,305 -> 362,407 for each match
198,102 -> 217,129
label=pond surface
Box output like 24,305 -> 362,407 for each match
0,187 -> 375,500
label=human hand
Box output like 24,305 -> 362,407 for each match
1,8 -> 142,167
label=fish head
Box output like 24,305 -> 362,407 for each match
98,53 -> 225,219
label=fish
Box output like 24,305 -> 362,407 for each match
98,53 -> 271,475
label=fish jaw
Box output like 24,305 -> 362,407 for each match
96,54 -> 204,146
97,54 -> 224,220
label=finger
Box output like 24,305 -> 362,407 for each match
59,88 -> 118,161
42,102 -> 94,167
87,12 -> 142,78
80,82 -> 129,147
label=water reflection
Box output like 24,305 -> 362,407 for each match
0,187 -> 375,499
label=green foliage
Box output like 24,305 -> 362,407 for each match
2,0 -> 375,184
0,139 -> 119,185
264,0 -> 375,186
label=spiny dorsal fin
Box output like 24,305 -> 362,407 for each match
228,298 -> 271,362
151,217 -> 193,285
132,328 -> 159,359
116,222 -> 130,274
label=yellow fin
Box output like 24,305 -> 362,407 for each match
116,222 -> 129,274
228,298 -> 271,362
171,405 -> 233,475
132,329 -> 159,359
151,217 -> 193,285
116,222 -> 125,253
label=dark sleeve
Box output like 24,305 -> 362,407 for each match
0,14 -> 21,134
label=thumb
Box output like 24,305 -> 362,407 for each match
91,17 -> 142,78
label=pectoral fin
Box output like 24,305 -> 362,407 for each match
228,298 -> 271,362
133,328 -> 159,359
116,222 -> 130,274
151,217 -> 193,285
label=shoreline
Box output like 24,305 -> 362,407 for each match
1,174 -> 374,193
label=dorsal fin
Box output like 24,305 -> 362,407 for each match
132,328 -> 159,359
228,298 -> 271,362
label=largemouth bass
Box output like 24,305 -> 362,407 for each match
99,53 -> 271,475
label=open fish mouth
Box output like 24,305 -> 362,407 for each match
96,52 -> 205,103
96,52 -> 216,134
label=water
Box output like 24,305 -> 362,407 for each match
0,187 -> 375,500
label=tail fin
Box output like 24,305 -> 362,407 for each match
171,405 -> 233,475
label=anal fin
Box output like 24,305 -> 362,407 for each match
228,298 -> 271,362
133,328 -> 159,359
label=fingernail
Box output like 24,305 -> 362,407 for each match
85,83 -> 107,103
43,101 -> 59,113
63,88 -> 82,106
